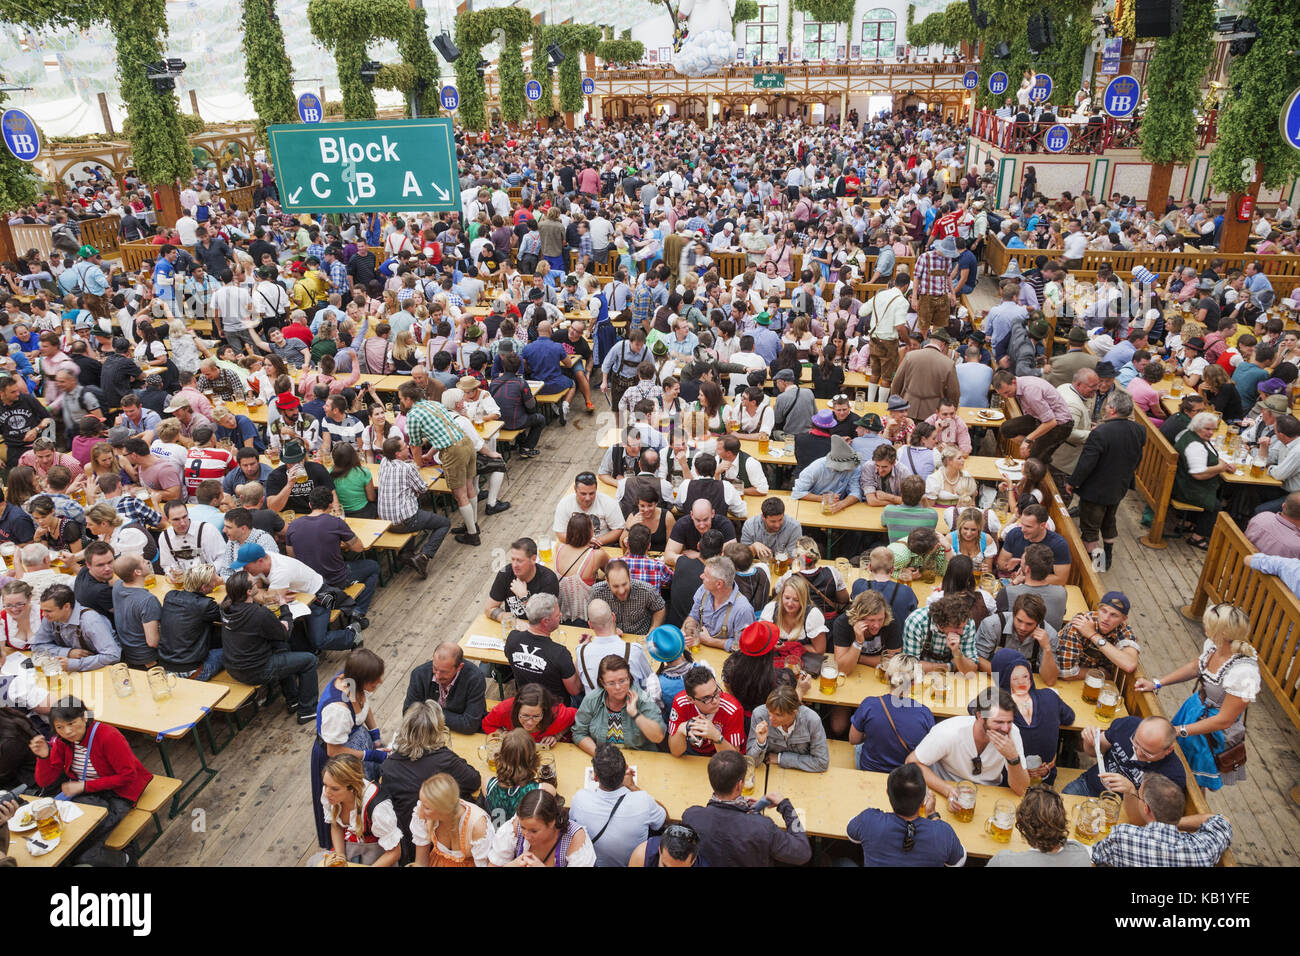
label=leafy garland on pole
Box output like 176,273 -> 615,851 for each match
397,6 -> 441,117
307,0 -> 408,120
0,81 -> 39,212
1208,0 -> 1300,193
733,0 -> 760,27
791,0 -> 855,26
543,24 -> 603,115
531,25 -> 556,120
454,7 -> 532,130
241,0 -> 297,138
1139,0 -> 1213,166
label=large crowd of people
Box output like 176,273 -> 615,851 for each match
2,102 -> 1290,868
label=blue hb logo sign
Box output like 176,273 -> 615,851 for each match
962,70 -> 978,90
1044,124 -> 1070,153
988,71 -> 1008,95
1103,75 -> 1140,119
582,78 -> 595,95
440,85 -> 459,111
1,109 -> 41,161
526,80 -> 542,101
1028,73 -> 1052,104
297,93 -> 322,124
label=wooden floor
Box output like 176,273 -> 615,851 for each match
135,278 -> 1300,867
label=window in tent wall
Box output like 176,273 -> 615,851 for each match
803,19 -> 837,60
860,8 -> 897,59
745,4 -> 781,63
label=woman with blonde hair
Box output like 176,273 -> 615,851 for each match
411,772 -> 495,867
1137,603 -> 1260,790
759,574 -> 828,652
925,445 -> 977,507
82,441 -> 128,494
379,700 -> 481,861
167,318 -> 215,373
948,507 -> 998,573
314,753 -> 402,866
780,535 -> 849,619
389,329 -> 419,373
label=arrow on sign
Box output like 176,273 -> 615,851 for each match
431,181 -> 449,202
288,187 -> 303,204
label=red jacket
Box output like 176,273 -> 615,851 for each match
34,720 -> 153,802
481,698 -> 576,742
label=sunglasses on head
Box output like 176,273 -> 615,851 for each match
575,472 -> 596,485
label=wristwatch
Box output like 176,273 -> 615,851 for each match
1006,756 -> 1021,766
1176,725 -> 1189,738
1095,637 -> 1109,648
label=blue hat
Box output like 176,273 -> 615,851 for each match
1099,590 -> 1130,616
646,625 -> 685,663
228,542 -> 268,571
991,648 -> 1032,697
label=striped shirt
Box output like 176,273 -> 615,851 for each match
71,742 -> 100,781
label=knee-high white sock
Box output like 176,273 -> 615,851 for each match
866,383 -> 879,402
878,387 -> 891,402
487,471 -> 505,506
458,503 -> 479,535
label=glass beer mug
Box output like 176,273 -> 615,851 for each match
984,799 -> 1015,843
31,797 -> 62,842
40,654 -> 65,695
1081,668 -> 1105,705
1095,681 -> 1120,721
1098,790 -> 1123,835
742,756 -> 758,796
757,432 -> 770,454
1073,798 -> 1106,845
539,538 -> 555,567
109,662 -> 134,699
479,737 -> 502,773
537,750 -> 557,788
147,666 -> 177,702
818,660 -> 845,695
951,781 -> 977,823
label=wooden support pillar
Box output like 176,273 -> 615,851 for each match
97,92 -> 115,135
189,90 -> 201,118
1220,165 -> 1263,254
707,94 -> 715,128
155,182 -> 182,229
1146,163 -> 1174,216
0,220 -> 16,264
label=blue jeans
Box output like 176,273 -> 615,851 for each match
390,509 -> 451,558
307,602 -> 357,652
1062,775 -> 1095,796
238,651 -> 319,716
336,558 -> 380,616
196,647 -> 224,682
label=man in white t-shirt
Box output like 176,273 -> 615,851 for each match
572,599 -> 662,700
569,743 -> 667,867
554,472 -> 625,546
212,270 -> 256,353
1062,220 -> 1089,268
862,275 -> 911,402
230,542 -> 361,652
727,335 -> 768,395
907,687 -> 1030,802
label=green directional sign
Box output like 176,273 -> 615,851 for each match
753,73 -> 785,89
265,118 -> 461,214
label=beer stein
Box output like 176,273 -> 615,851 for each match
1081,668 -> 1105,705
1024,754 -> 1044,783
499,613 -> 517,641
147,666 -> 177,702
539,538 -> 555,567
742,756 -> 758,796
1251,456 -> 1266,479
166,566 -> 185,586
31,797 -> 62,842
1072,798 -> 1106,845
951,781 -> 977,822
40,654 -> 65,695
537,750 -> 557,787
0,542 -> 15,571
820,492 -> 833,515
1098,790 -> 1123,834
144,570 -> 158,587
757,432 -> 770,454
1095,682 -> 1120,721
109,662 -> 134,699
984,799 -> 1015,843
479,737 -> 502,773
818,660 -> 845,695
775,551 -> 790,575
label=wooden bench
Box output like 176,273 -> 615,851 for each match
104,774 -> 183,855
371,532 -> 420,584
496,428 -> 524,459
207,671 -> 259,750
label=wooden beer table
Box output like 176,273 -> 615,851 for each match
10,796 -> 108,867
762,766 -> 1097,858
448,732 -> 714,822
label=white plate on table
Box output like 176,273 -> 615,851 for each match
8,804 -> 37,832
996,459 -> 1024,479
976,410 -> 1005,423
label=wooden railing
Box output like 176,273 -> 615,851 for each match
10,223 -> 53,260
1133,406 -> 1180,549
971,110 -> 1139,154
119,241 -> 159,272
1185,511 -> 1300,736
217,185 -> 257,211
1000,395 -> 1233,861
79,214 -> 121,256
984,234 -> 1300,282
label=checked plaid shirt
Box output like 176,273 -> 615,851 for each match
404,400 -> 466,451
901,606 -> 978,665
913,249 -> 953,298
1090,817 -> 1232,867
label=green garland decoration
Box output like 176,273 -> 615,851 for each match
0,81 -> 39,212
733,0 -> 760,27
543,24 -> 603,115
1208,0 -> 1300,193
454,7 -> 532,131
530,25 -> 555,120
241,0 -> 296,138
1139,0 -> 1214,166
620,28 -> 632,40
787,0 -> 794,44
306,0 -> 409,120
791,0 -> 854,26
906,1 -> 976,48
397,7 -> 441,117
596,40 -> 646,64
